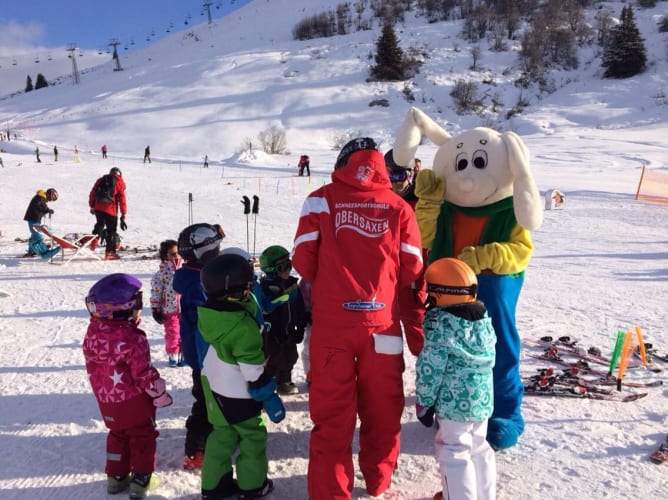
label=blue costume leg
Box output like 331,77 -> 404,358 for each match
477,274 -> 524,450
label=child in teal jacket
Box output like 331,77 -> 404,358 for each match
416,258 -> 497,500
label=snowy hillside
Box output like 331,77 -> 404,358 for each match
0,0 -> 667,499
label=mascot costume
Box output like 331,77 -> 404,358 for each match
394,107 -> 543,449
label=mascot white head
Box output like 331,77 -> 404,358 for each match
393,106 -> 543,233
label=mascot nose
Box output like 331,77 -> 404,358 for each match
458,178 -> 475,192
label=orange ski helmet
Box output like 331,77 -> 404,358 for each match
425,257 -> 478,307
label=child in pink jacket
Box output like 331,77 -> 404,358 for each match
150,239 -> 183,367
83,273 -> 172,498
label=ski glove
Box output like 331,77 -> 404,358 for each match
414,169 -> 445,249
48,209 -> 54,215
146,378 -> 173,408
90,208 -> 95,215
416,404 -> 435,427
241,196 -> 251,215
119,216 -> 127,231
248,377 -> 286,423
152,308 -> 164,325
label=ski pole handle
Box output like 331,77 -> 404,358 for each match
252,195 -> 260,215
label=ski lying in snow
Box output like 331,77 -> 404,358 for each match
118,245 -> 158,255
523,384 -> 647,402
525,354 -> 663,388
524,337 -> 661,372
635,343 -> 668,364
649,436 -> 668,464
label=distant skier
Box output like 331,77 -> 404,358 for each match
144,145 -> 151,164
203,155 -> 209,168
101,144 -> 108,159
23,188 -> 60,258
298,155 -> 310,177
89,167 -> 128,260
35,146 -> 41,163
74,145 -> 81,163
53,145 -> 58,162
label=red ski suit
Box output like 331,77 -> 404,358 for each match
292,148 -> 422,499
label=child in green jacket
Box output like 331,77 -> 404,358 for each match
198,252 -> 285,499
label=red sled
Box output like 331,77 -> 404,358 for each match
33,225 -> 101,265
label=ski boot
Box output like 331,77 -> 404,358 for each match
128,472 -> 159,499
201,471 -> 240,499
105,251 -> 121,261
238,478 -> 274,499
107,474 -> 131,494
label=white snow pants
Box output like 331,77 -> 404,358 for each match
434,417 -> 496,500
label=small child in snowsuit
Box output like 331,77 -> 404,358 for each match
83,273 -> 173,498
416,258 -> 497,500
150,239 -> 183,367
172,223 -> 225,470
256,245 -> 308,395
22,188 -> 61,259
198,253 -> 285,499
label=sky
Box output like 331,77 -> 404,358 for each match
0,0 -> 667,498
0,0 -> 251,56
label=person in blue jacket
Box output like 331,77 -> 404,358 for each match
172,223 -> 224,470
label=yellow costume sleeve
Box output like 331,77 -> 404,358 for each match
458,225 -> 534,275
414,170 -> 445,250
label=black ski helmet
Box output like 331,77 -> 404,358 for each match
177,223 -> 223,264
383,149 -> 410,172
334,137 -> 378,170
110,167 -> 122,176
201,253 -> 254,299
46,188 -> 58,201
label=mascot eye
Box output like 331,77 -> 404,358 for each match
472,150 -> 488,169
455,152 -> 468,171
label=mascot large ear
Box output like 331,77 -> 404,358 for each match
502,131 -> 543,231
393,107 -> 451,167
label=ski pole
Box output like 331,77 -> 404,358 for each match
241,196 -> 251,252
188,192 -> 193,225
252,195 -> 259,257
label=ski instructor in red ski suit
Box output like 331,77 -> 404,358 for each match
292,138 -> 423,499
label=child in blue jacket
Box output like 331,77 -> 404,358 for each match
172,223 -> 224,470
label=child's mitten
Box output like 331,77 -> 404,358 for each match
416,404 -> 435,427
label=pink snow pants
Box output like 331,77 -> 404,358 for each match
162,312 -> 181,355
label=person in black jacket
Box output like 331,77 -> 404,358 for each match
256,245 -> 308,395
23,188 -> 60,258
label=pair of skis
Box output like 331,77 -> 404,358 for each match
523,366 -> 651,402
525,336 -> 661,372
241,195 -> 260,256
523,382 -> 647,402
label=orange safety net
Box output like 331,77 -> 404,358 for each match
635,166 -> 668,204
